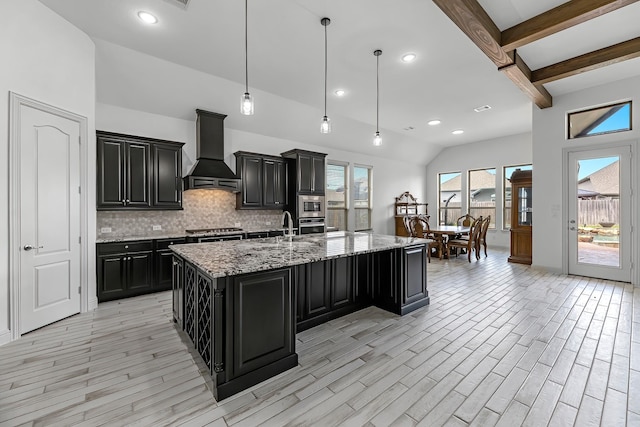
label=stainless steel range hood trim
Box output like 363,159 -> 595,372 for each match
183,109 -> 241,192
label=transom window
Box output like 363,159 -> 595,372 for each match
568,101 -> 631,139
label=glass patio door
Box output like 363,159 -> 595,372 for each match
568,147 -> 631,282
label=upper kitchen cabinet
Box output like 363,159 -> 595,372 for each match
97,131 -> 183,210
281,149 -> 326,195
235,151 -> 287,209
153,142 -> 183,209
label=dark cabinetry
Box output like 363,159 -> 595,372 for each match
296,257 -> 356,331
97,241 -> 154,302
172,255 -> 184,327
179,260 -> 297,401
156,238 -> 185,291
281,149 -> 326,195
97,131 -> 183,210
374,245 -> 429,315
235,152 -> 287,209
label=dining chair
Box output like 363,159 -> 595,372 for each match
456,214 -> 475,227
407,215 -> 442,262
447,216 -> 482,262
476,215 -> 491,257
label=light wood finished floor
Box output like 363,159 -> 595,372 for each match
1,248 -> 638,426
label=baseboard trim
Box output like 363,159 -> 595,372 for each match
0,329 -> 12,347
531,264 -> 563,275
88,297 -> 98,311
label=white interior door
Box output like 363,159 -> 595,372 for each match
19,104 -> 81,333
568,146 -> 631,282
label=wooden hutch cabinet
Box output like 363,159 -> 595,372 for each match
508,169 -> 532,265
394,192 -> 428,237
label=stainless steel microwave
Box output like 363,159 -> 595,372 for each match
298,195 -> 325,218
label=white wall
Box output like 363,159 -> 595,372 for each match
97,103 -> 427,235
532,75 -> 640,277
0,1 -> 96,343
425,133 -> 533,249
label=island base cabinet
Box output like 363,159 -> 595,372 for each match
373,246 -> 429,315
178,259 -> 297,402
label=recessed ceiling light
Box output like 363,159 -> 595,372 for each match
428,120 -> 441,126
334,89 -> 346,97
474,104 -> 492,112
137,11 -> 158,24
401,53 -> 416,63
452,129 -> 464,135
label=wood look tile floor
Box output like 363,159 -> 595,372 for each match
1,248 -> 639,426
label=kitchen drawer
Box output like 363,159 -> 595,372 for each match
245,231 -> 269,239
97,240 -> 153,255
155,237 -> 186,250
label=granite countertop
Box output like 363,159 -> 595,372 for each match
96,227 -> 290,243
170,231 -> 432,279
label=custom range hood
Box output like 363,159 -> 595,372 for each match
183,109 -> 241,191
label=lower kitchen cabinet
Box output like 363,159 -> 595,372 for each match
155,238 -> 186,291
296,257 -> 358,332
97,241 -> 154,302
97,238 -> 183,302
374,246 -> 429,315
230,269 -> 295,378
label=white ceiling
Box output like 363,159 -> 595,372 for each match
38,0 -> 640,164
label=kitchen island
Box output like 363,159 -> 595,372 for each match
170,231 -> 430,401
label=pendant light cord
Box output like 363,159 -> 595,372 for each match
376,53 -> 379,132
324,22 -> 328,116
244,0 -> 249,93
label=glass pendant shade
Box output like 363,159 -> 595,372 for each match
320,116 -> 331,133
241,92 -> 254,115
373,131 -> 382,146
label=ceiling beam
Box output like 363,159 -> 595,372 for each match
431,0 -> 512,67
432,0 -> 553,108
500,51 -> 553,108
501,0 -> 640,51
532,36 -> 640,85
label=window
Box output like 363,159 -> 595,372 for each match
326,162 -> 348,230
469,168 -> 496,229
568,101 -> 631,139
354,165 -> 372,231
504,164 -> 532,229
438,172 -> 461,225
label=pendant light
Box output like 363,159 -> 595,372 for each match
320,17 -> 331,133
240,0 -> 254,115
373,49 -> 382,146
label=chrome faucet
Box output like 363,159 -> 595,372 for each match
282,211 -> 294,238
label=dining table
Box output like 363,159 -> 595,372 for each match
427,225 -> 470,258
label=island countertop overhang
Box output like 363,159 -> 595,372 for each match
170,231 -> 431,279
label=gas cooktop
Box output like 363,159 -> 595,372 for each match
185,227 -> 243,234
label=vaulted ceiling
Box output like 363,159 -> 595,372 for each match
38,0 -> 640,163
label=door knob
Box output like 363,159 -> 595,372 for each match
23,245 -> 43,251
570,227 -> 576,231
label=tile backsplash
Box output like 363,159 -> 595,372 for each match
97,189 -> 284,238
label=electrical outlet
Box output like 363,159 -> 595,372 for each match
234,222 -> 241,227
100,227 -> 112,233
152,225 -> 162,231
265,221 -> 272,226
